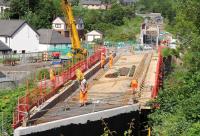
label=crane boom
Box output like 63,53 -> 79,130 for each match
61,0 -> 81,50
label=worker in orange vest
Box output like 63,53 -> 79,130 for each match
131,79 -> 138,93
109,52 -> 113,69
101,53 -> 106,69
50,67 -> 56,88
80,78 -> 88,107
50,67 -> 55,82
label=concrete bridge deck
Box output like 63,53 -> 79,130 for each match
14,49 -> 158,136
33,52 -> 145,124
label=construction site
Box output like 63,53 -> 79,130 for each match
10,44 -> 164,136
0,0 -> 169,136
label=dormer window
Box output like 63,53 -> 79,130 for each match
55,24 -> 61,28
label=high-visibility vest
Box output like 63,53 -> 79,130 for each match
101,54 -> 106,66
50,68 -> 55,81
131,80 -> 138,89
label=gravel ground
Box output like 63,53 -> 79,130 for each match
0,62 -> 51,72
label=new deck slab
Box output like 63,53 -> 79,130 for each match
32,53 -> 144,124
14,49 -> 159,136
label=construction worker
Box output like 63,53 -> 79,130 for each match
101,53 -> 106,69
80,78 -> 88,107
109,52 -> 113,69
50,67 -> 55,82
131,79 -> 138,93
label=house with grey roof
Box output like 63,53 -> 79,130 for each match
80,0 -> 111,9
120,0 -> 137,5
0,0 -> 9,14
85,30 -> 103,42
0,20 -> 40,53
38,29 -> 71,55
52,16 -> 85,40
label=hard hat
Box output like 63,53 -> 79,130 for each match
82,79 -> 87,84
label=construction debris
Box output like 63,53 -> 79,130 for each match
119,67 -> 130,76
105,72 -> 119,78
129,65 -> 136,77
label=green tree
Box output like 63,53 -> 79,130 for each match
148,0 -> 200,135
9,0 -> 29,18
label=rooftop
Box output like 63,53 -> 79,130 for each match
38,29 -> 71,44
0,20 -> 26,36
0,40 -> 12,51
80,0 -> 102,5
54,16 -> 84,25
86,30 -> 103,35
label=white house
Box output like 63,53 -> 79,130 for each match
52,16 -> 85,39
38,29 -> 71,55
0,20 -> 39,53
80,0 -> 111,10
0,0 -> 9,14
85,30 -> 103,42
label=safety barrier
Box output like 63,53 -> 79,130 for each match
12,47 -> 106,129
151,46 -> 164,98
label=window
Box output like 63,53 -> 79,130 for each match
0,7 -> 3,13
5,37 -> 8,43
13,50 -> 17,54
55,24 -> 61,28
22,50 -> 25,54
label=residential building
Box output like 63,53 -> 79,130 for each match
80,0 -> 111,10
0,0 -> 9,14
0,40 -> 11,55
38,29 -> 71,56
120,0 -> 136,5
52,16 -> 85,40
149,13 -> 163,26
85,30 -> 103,42
0,20 -> 39,53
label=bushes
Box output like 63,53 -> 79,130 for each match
149,69 -> 200,135
36,67 -> 63,80
0,85 -> 28,135
37,69 -> 50,80
2,58 -> 20,65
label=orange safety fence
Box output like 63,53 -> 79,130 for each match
151,46 -> 165,98
12,47 -> 106,129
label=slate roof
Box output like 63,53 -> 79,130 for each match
86,30 -> 103,35
0,40 -> 11,51
80,0 -> 102,5
38,29 -> 71,44
0,20 -> 39,37
56,17 -> 84,25
0,20 -> 26,36
0,71 -> 6,78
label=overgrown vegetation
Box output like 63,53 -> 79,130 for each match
0,83 -> 35,135
144,0 -> 200,135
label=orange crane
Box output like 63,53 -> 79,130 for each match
61,0 -> 87,60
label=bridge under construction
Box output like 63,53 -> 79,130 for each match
13,46 -> 163,136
